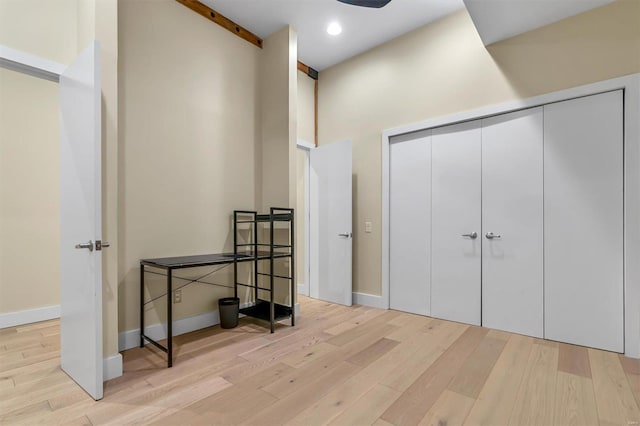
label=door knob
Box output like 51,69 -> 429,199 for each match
96,240 -> 110,251
485,232 -> 501,240
338,233 -> 352,238
461,232 -> 478,239
75,241 -> 94,251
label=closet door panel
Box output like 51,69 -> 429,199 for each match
389,132 -> 431,316
431,121 -> 482,325
482,107 -> 544,338
544,90 -> 624,353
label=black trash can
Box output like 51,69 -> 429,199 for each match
218,297 -> 240,329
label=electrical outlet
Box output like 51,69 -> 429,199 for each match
365,221 -> 372,233
174,289 -> 182,304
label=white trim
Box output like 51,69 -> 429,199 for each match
297,139 -> 315,150
296,144 -> 311,297
382,73 -> 640,358
353,292 -> 384,309
624,76 -> 640,359
103,354 -> 123,381
0,44 -> 66,82
120,308 -> 225,351
382,130 -> 390,312
119,302 -> 302,351
304,149 -> 310,297
0,305 -> 60,329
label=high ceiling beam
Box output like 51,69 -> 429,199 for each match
176,0 -> 263,48
297,61 -> 318,81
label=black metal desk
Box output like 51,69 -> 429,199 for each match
139,253 -> 252,368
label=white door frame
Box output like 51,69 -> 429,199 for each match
0,45 -> 66,80
296,140 -> 313,297
381,73 -> 640,358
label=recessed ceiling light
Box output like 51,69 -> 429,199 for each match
327,22 -> 342,36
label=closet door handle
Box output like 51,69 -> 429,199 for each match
461,232 -> 477,239
75,240 -> 94,251
485,232 -> 501,240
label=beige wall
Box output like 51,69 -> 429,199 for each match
0,0 -> 80,316
0,69 -> 60,314
118,0 -> 263,332
295,70 -> 315,288
0,0 -> 120,358
261,27 -> 298,211
95,0 -> 120,361
297,70 -> 315,145
318,0 -> 640,296
0,0 -> 79,64
295,149 -> 307,287
258,26 -> 298,305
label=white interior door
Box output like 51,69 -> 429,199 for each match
60,42 -> 103,400
544,90 -> 624,353
482,107 -> 544,338
389,131 -> 431,315
431,121 -> 482,325
309,140 -> 352,306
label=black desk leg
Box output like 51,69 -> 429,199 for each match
167,268 -> 173,368
140,264 -> 145,348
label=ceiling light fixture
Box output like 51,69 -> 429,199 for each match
327,22 -> 342,36
337,0 -> 392,8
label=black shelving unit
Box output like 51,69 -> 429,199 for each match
233,207 -> 295,333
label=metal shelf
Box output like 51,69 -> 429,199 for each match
240,300 -> 293,322
233,207 -> 295,333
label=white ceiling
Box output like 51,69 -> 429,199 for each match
204,0 -> 618,71
204,0 -> 465,71
464,0 -> 616,45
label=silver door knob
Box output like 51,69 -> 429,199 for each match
75,241 -> 94,251
461,232 -> 478,239
96,240 -> 110,251
338,233 -> 352,238
485,232 -> 501,239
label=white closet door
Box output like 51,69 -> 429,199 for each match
482,107 -> 544,338
431,121 -> 482,325
389,131 -> 431,316
544,90 -> 624,353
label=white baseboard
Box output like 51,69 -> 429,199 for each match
103,353 -> 123,381
120,302 -> 302,352
353,292 -> 384,309
0,305 -> 60,329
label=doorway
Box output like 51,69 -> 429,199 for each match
0,66 -> 61,327
0,43 -> 105,400
297,139 -> 354,306
296,140 -> 312,297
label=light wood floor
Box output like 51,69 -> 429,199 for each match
1,296 -> 639,425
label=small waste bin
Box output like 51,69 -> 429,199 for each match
218,297 -> 240,329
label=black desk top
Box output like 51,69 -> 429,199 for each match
140,251 -> 290,269
140,253 -> 243,268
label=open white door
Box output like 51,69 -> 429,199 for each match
59,42 -> 103,400
309,140 -> 352,306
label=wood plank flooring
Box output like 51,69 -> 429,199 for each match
1,296 -> 639,425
